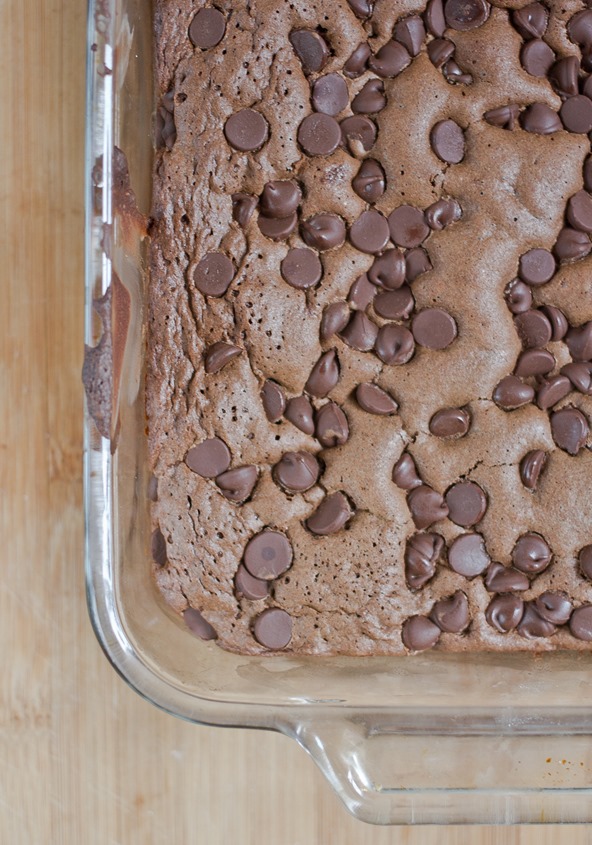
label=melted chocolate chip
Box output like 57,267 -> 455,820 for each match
514,349 -> 555,377
443,59 -> 473,85
281,248 -> 323,290
429,407 -> 471,438
244,530 -> 293,580
394,16 -> 426,56
512,2 -> 548,39
512,533 -> 552,574
312,73 -> 349,116
374,286 -> 415,320
369,40 -> 411,78
231,193 -> 257,228
348,274 -> 377,310
356,382 -> 399,415
407,485 -> 449,529
368,249 -> 407,289
184,607 -> 217,640
484,562 -> 530,592
412,308 -> 457,349
253,608 -> 292,649
194,253 -> 235,297
561,362 -> 592,395
224,109 -> 269,151
425,0 -> 446,37
520,103 -> 562,135
430,119 -> 466,164
518,248 -> 555,286
352,159 -> 386,203
340,116 -> 378,155
445,481 -> 487,527
320,302 -> 350,340
517,602 -> 557,638
549,56 -> 580,98
289,29 -> 330,75
536,375 -> 572,410
151,527 -> 167,567
430,591 -> 470,633
375,324 -> 415,364
444,0 -> 489,31
569,605 -> 592,641
204,341 -> 242,374
188,7 -> 226,49
393,452 -> 422,490
215,465 -> 258,502
315,402 -> 349,447
486,595 -> 524,633
285,395 -> 315,435
306,491 -> 354,535
448,532 -> 490,577
405,532 -> 444,589
550,406 -> 589,454
428,38 -> 456,68
514,309 -> 552,348
185,437 -> 231,478
234,564 -> 270,601
344,42 -> 371,77
405,247 -> 433,281
261,380 -> 286,422
493,375 -> 534,409
565,322 -> 592,361
425,198 -> 462,230
351,79 -> 387,114
554,227 -> 592,262
519,449 -> 547,490
535,591 -> 573,625
301,214 -> 346,250
260,181 -> 301,218
349,209 -> 390,254
402,616 -> 441,651
560,96 -> 592,134
297,113 -> 341,156
520,39 -> 555,77
274,451 -> 320,492
540,305 -> 568,341
484,104 -> 521,130
305,349 -> 340,397
505,279 -> 533,314
346,0 -> 374,19
339,310 -> 379,351
388,206 -> 429,248
257,212 -> 298,241
579,545 -> 592,581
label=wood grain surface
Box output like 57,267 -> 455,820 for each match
1,1 -> 591,842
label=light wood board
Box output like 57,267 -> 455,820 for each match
1,1 -> 592,842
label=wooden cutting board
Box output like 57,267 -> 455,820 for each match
1,1 -> 590,842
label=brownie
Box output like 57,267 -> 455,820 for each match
148,0 -> 592,654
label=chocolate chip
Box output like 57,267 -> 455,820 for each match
183,607 -> 217,641
388,206 -> 429,248
394,15 -> 426,56
244,529 -> 293,579
536,375 -> 572,410
235,564 -> 270,601
274,451 -> 320,492
412,308 -> 457,350
518,248 -> 555,286
185,437 -> 231,478
257,212 -> 298,241
339,310 -> 379,351
517,602 -> 557,638
253,608 -> 292,649
569,605 -> 592,641
344,42 -> 371,77
445,481 -> 487,527
260,180 -> 301,218
405,247 -> 433,281
407,485 -> 449,529
349,210 -> 390,255
486,596 -> 523,633
204,341 -> 242,374
551,406 -> 589,454
484,562 -> 530,592
567,10 -> 592,47
430,119 -> 466,164
493,375 -> 535,409
340,116 -> 377,155
301,214 -> 346,250
584,156 -> 592,192
348,274 -> 377,310
321,302 -> 350,340
566,191 -> 592,235
351,79 -> 387,114
375,324 -> 415,364
514,348 -> 555,377
448,532 -> 490,577
346,0 -> 374,19
549,56 -> 580,98
565,321 -> 592,361
425,0 -> 446,37
504,279 -> 532,313
215,465 -> 258,502
520,103 -> 562,135
261,380 -> 286,422
368,40 -> 411,78
352,159 -> 386,203
151,527 -> 167,567
305,349 -> 340,397
535,591 -> 573,625
315,402 -> 349,447
393,452 -> 422,490
368,249 -> 407,288
540,305 -> 568,341
579,545 -> 592,580
520,449 -> 547,490
311,73 -> 349,116
430,591 -> 470,633
560,95 -> 592,134
520,39 -> 555,77
231,193 -> 257,228
405,532 -> 444,588
425,198 -> 462,230
285,395 -> 315,435
188,7 -> 226,49
444,0 -> 489,30
402,615 -> 441,651
193,253 -> 235,297
428,38 -> 456,68
512,533 -> 552,574
297,113 -> 341,156
429,407 -> 471,438
484,104 -> 521,130
374,286 -> 415,319
554,227 -> 592,262
443,59 -> 473,85
356,382 -> 398,415
561,362 -> 592,394
306,491 -> 354,535
514,309 -> 552,348
224,109 -> 269,151
289,29 -> 330,75
512,2 -> 548,39
281,248 -> 323,290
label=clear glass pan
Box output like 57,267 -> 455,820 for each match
84,0 -> 592,824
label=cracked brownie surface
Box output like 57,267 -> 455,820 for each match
148,0 -> 592,654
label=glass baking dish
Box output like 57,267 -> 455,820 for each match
84,0 -> 592,824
